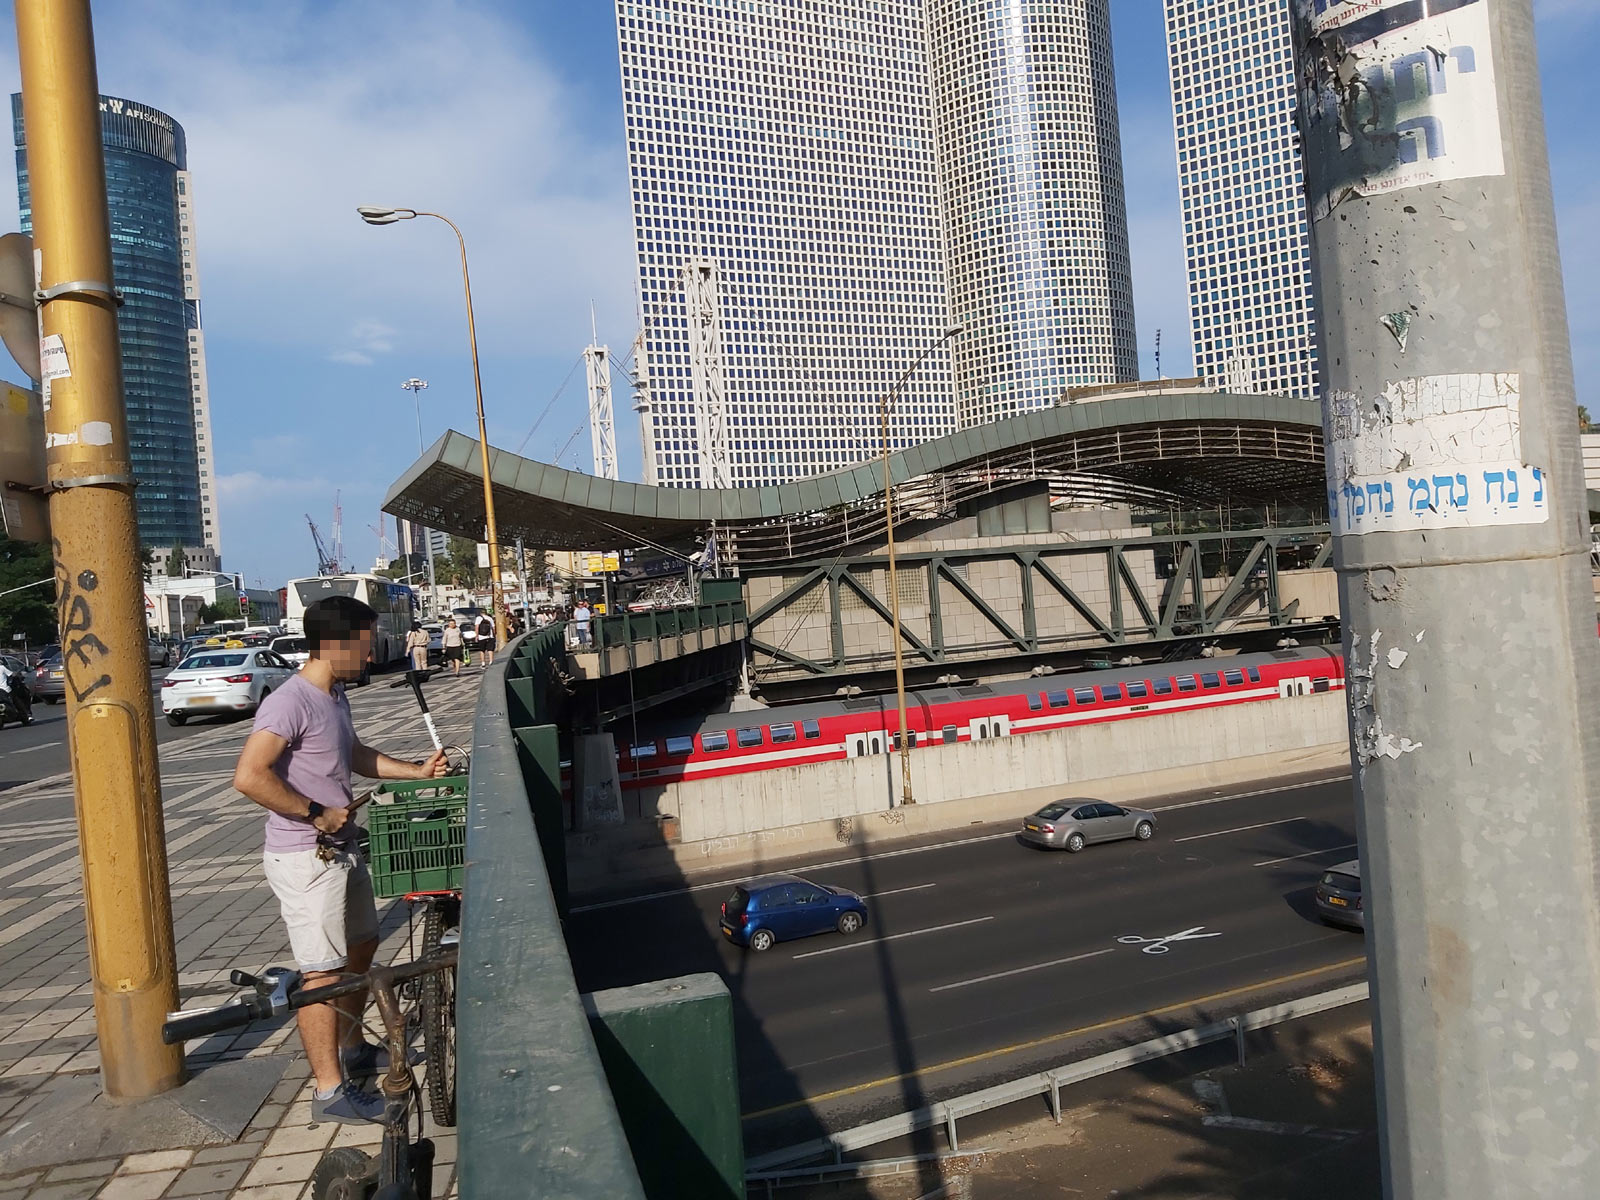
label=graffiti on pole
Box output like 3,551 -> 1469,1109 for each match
1292,0 -> 1505,220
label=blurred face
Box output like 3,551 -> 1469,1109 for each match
318,627 -> 374,682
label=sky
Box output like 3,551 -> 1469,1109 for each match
0,0 -> 1594,588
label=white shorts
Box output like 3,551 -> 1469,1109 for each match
262,846 -> 380,972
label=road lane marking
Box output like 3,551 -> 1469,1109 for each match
569,774 -> 1356,914
859,883 -> 937,900
13,741 -> 62,754
1254,843 -> 1358,868
740,954 -> 1369,1120
1172,817 -> 1306,843
929,948 -> 1114,993
790,916 -> 994,960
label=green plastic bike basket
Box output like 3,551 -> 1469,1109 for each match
366,776 -> 469,899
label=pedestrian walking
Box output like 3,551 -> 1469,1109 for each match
232,595 -> 448,1124
573,599 -> 593,647
441,618 -> 464,675
405,623 -> 429,672
475,611 -> 495,666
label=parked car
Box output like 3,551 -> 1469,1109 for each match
1314,859 -> 1365,930
1019,799 -> 1157,852
161,648 -> 297,726
422,623 -> 444,664
146,637 -> 173,667
32,651 -> 64,703
720,874 -> 867,952
269,635 -> 310,668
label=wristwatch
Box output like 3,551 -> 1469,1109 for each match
306,801 -> 325,822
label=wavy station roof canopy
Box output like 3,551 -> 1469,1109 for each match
383,392 -> 1331,567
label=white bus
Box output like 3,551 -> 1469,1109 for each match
284,574 -> 417,676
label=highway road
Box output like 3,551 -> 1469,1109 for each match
564,773 -> 1367,1147
0,667 -> 190,788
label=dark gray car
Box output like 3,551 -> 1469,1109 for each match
1314,859 -> 1364,929
1019,798 -> 1157,852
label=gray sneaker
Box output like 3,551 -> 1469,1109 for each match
312,1081 -> 385,1125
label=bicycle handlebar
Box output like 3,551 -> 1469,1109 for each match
162,1001 -> 260,1043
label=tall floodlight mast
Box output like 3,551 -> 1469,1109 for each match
585,303 -> 618,481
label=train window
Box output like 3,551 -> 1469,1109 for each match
1101,684 -> 1123,702
1176,675 -> 1198,693
665,736 -> 695,756
701,731 -> 730,753
1152,678 -> 1174,696
770,723 -> 797,744
1313,677 -> 1331,693
1074,687 -> 1096,705
802,719 -> 821,739
1127,681 -> 1148,699
1223,669 -> 1245,686
1246,667 -> 1261,683
1047,690 -> 1069,708
630,742 -> 658,760
1200,672 -> 1222,689
892,730 -> 919,750
736,727 -> 764,749
942,725 -> 958,744
1028,694 -> 1044,711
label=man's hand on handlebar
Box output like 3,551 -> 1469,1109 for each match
312,806 -> 350,835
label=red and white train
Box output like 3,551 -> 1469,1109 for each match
611,646 -> 1345,791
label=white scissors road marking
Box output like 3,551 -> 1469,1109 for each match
1117,925 -> 1222,955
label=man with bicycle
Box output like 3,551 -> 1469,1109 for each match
233,595 -> 447,1123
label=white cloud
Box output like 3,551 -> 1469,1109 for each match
325,318 -> 397,366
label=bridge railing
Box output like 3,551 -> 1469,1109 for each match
592,599 -> 747,651
457,626 -> 647,1197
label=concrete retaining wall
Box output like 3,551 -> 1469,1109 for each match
568,691 -> 1351,888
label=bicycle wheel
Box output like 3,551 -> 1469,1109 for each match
309,1146 -> 374,1200
420,901 -> 458,1127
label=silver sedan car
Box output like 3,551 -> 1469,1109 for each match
1020,798 -> 1157,852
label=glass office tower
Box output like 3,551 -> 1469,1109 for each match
614,0 -> 1137,487
1163,0 -> 1319,399
13,93 -> 213,554
927,0 -> 1139,424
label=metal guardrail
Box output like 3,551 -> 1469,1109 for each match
746,980 -> 1370,1175
457,630 -> 647,1198
592,600 -> 747,650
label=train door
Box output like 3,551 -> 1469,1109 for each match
968,714 -> 1012,741
1277,676 -> 1311,698
847,731 -> 888,757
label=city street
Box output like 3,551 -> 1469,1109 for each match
565,773 -> 1366,1149
0,664 -> 485,1200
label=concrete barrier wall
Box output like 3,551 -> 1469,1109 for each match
568,692 -> 1351,886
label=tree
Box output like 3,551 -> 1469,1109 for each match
0,534 -> 58,645
166,542 -> 189,579
445,535 -> 487,589
1580,405 -> 1594,434
198,597 -> 241,624
139,543 -> 156,584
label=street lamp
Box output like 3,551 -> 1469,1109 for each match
359,206 -> 508,648
400,377 -> 440,615
880,324 -> 963,808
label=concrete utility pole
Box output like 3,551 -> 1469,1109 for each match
15,0 -> 184,1098
1290,1 -> 1600,1194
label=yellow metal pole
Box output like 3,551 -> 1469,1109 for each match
15,0 -> 184,1098
421,212 -> 507,650
880,396 -> 914,808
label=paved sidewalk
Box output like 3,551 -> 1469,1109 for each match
0,667 -> 485,1200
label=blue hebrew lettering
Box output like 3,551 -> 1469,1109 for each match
1483,469 -> 1506,504
1408,477 -> 1432,511
1383,480 -> 1395,514
1391,51 -> 1446,103
1505,469 -> 1519,504
1342,481 -> 1366,522
1453,473 -> 1469,505
1396,117 -> 1446,163
1447,46 -> 1477,75
1432,474 -> 1459,509
1366,482 -> 1394,516
1533,467 -> 1544,504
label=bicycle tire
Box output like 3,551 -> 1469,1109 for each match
420,903 -> 458,1127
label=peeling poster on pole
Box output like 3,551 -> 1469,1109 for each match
1293,0 -> 1505,220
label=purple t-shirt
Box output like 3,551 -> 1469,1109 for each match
254,675 -> 357,852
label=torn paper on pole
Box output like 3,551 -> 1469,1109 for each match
1328,372 -> 1549,534
1293,0 -> 1505,220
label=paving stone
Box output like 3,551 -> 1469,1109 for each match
163,1161 -> 249,1197
42,1161 -> 119,1183
114,1150 -> 193,1175
24,1182 -> 102,1200
188,1143 -> 260,1166
260,1122 -> 335,1158
239,1149 -> 323,1190
94,1169 -> 180,1200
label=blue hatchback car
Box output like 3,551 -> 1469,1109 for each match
720,874 -> 868,952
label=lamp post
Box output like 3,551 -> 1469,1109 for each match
358,207 -> 507,648
400,377 -> 439,615
880,325 -> 963,808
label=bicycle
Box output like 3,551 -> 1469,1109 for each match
162,946 -> 458,1200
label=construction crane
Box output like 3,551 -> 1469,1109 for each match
332,490 -> 344,575
369,515 -> 397,566
305,514 -> 339,576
